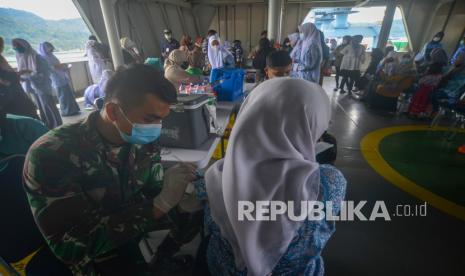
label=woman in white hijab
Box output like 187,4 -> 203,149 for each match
294,22 -> 323,83
84,69 -> 114,108
12,38 -> 62,129
85,36 -> 111,84
38,42 -> 80,116
207,36 -> 234,69
195,78 -> 346,275
289,32 -> 302,78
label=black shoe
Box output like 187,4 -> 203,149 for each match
340,89 -> 346,94
333,87 -> 339,91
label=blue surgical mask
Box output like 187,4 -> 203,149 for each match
117,107 -> 162,144
299,33 -> 305,40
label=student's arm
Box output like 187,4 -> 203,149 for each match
23,141 -> 160,265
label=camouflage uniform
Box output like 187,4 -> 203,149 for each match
23,111 -> 200,275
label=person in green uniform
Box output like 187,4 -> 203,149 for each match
0,113 -> 48,159
23,64 -> 202,275
186,49 -> 205,77
0,76 -> 48,159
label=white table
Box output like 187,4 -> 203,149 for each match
160,82 -> 258,168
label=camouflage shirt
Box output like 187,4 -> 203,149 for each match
23,111 -> 164,275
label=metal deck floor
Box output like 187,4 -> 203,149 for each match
319,78 -> 465,276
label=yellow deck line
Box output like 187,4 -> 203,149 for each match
360,125 -> 465,221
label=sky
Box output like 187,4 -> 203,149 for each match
305,6 -> 403,24
349,7 -> 403,23
0,0 -> 81,20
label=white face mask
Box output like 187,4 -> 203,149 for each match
212,45 -> 218,50
165,34 -> 172,41
433,37 -> 441,42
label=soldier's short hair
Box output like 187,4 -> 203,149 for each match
266,50 -> 292,68
104,64 -> 177,109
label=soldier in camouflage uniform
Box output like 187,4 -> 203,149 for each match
23,65 -> 202,275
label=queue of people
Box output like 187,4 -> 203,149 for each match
0,24 -> 348,275
2,20 -> 465,276
348,32 -> 465,117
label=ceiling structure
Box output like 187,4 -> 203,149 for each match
72,0 -> 464,58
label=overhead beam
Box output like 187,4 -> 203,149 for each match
136,0 -> 191,9
191,0 -> 357,3
72,0 -> 101,41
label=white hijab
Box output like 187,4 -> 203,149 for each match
205,77 -> 331,276
14,38 -> 37,73
299,22 -> 322,62
208,35 -> 226,69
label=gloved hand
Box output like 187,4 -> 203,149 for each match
153,163 -> 197,213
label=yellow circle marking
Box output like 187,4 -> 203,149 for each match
360,125 -> 465,221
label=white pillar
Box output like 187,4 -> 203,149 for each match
376,0 -> 397,49
267,0 -> 282,42
99,0 -> 124,68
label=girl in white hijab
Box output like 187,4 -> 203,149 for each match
38,42 -> 80,116
13,38 -> 62,129
207,36 -> 234,69
199,77 -> 346,275
85,37 -> 111,84
289,32 -> 302,78
295,22 -> 323,83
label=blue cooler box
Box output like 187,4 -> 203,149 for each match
210,68 -> 245,101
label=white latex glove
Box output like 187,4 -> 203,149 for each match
153,163 -> 197,213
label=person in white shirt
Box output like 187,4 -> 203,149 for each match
339,35 -> 365,94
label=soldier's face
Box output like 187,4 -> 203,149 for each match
111,94 -> 171,136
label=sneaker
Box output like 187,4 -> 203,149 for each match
340,89 -> 346,94
333,87 -> 339,91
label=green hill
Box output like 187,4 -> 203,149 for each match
0,7 -> 91,58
